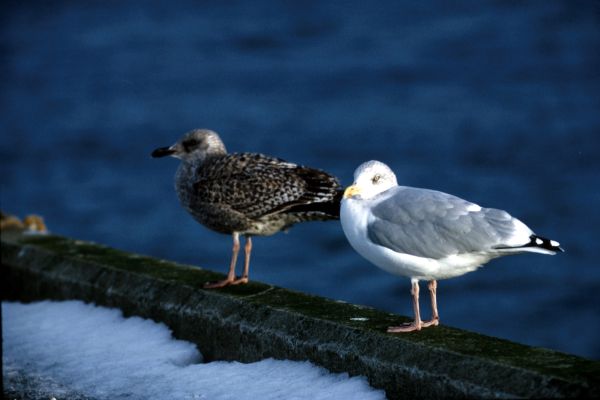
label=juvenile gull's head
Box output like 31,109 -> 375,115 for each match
151,129 -> 227,163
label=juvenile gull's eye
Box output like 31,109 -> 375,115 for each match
183,139 -> 200,151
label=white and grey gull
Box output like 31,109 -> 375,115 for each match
152,129 -> 342,288
340,160 -> 563,333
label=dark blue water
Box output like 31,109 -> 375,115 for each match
2,1 -> 599,359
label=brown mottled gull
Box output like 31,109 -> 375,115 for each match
152,129 -> 342,288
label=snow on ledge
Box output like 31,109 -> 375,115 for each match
3,301 -> 384,400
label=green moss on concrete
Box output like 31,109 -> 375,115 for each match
3,232 -> 600,390
244,283 -> 600,384
246,286 -> 403,330
10,234 -> 271,295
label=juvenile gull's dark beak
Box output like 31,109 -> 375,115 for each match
151,146 -> 176,158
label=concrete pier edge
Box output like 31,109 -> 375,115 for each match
2,231 -> 599,399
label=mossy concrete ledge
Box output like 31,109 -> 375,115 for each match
1,232 -> 598,399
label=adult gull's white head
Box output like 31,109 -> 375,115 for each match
343,160 -> 398,200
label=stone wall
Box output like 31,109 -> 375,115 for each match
2,232 -> 598,399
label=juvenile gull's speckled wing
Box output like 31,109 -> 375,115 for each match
367,186 -> 530,259
193,153 -> 338,216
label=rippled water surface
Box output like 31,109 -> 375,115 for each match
2,1 -> 599,359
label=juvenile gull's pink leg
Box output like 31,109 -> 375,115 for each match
204,232 -> 240,288
231,236 -> 251,285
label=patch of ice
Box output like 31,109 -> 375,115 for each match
3,301 -> 384,400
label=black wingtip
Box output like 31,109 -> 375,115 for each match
529,234 -> 564,253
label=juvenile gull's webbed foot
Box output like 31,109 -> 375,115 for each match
387,320 -> 423,333
203,278 -> 236,289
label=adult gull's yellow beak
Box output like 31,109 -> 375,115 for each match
343,185 -> 361,199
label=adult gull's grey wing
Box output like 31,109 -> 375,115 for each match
367,186 -> 531,259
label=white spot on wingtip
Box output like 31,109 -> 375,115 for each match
350,317 -> 369,321
535,238 -> 544,245
550,240 -> 560,247
466,204 -> 482,212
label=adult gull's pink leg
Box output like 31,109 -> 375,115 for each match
388,279 -> 424,333
422,280 -> 440,328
